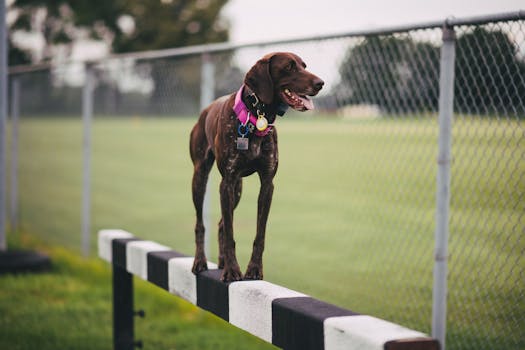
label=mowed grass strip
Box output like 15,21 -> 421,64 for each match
0,234 -> 275,350
8,115 -> 524,350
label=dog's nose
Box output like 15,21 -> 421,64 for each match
313,77 -> 324,91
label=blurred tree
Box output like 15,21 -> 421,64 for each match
8,37 -> 32,65
8,0 -> 127,63
454,27 -> 525,116
115,0 -> 230,113
336,35 -> 440,114
114,0 -> 229,53
8,0 -> 229,64
337,28 -> 525,116
8,0 -> 231,116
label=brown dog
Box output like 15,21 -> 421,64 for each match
190,52 -> 324,282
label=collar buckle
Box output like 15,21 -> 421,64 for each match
247,92 -> 265,111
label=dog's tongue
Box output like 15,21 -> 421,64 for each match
300,96 -> 315,110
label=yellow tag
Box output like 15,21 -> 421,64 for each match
256,116 -> 268,131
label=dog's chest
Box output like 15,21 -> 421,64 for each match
243,136 -> 265,160
235,136 -> 272,163
224,134 -> 277,177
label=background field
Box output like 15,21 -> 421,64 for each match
5,115 -> 524,349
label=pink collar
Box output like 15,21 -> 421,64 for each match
233,85 -> 273,137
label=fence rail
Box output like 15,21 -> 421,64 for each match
99,229 -> 440,350
4,11 -> 525,350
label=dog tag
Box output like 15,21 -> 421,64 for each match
237,137 -> 249,150
256,116 -> 268,131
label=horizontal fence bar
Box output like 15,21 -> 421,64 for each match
98,229 -> 439,350
8,10 -> 524,75
8,62 -> 54,75
444,10 -> 525,27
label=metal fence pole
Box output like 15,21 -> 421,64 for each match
200,52 -> 215,258
0,0 -> 7,251
10,77 -> 19,232
82,63 -> 94,256
432,24 -> 456,350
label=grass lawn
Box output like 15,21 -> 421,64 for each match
0,234 -> 275,350
4,115 -> 523,349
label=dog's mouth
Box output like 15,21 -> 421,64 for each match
280,88 -> 315,111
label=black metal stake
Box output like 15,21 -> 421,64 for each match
113,264 -> 134,350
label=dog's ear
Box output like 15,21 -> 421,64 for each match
244,57 -> 274,105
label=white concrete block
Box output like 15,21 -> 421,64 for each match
126,240 -> 171,279
97,229 -> 134,262
229,280 -> 307,342
324,315 -> 428,350
168,257 -> 217,305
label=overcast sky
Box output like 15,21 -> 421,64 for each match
222,0 -> 524,44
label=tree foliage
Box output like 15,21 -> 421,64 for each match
454,27 -> 525,115
114,0 -> 228,53
338,35 -> 440,114
8,0 -> 229,64
337,28 -> 525,116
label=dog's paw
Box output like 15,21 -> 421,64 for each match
221,265 -> 243,282
192,258 -> 208,275
244,263 -> 263,280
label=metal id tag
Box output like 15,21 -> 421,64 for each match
236,137 -> 249,150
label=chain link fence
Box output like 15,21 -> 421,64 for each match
447,19 -> 524,350
6,12 -> 524,350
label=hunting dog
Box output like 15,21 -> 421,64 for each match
190,52 -> 324,282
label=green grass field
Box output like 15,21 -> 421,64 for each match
3,115 -> 523,349
0,234 -> 275,350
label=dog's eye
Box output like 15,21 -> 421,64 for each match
285,61 -> 297,72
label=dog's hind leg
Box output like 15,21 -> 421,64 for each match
218,178 -> 242,269
191,150 -> 214,274
190,122 -> 215,274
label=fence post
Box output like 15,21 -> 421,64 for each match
10,77 -> 19,232
432,23 -> 456,350
113,263 -> 135,350
82,63 -> 95,256
0,0 -> 7,251
200,52 -> 215,258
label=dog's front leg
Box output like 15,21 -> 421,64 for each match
245,175 -> 274,280
218,178 -> 242,269
219,177 -> 243,282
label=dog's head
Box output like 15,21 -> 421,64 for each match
244,52 -> 324,111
